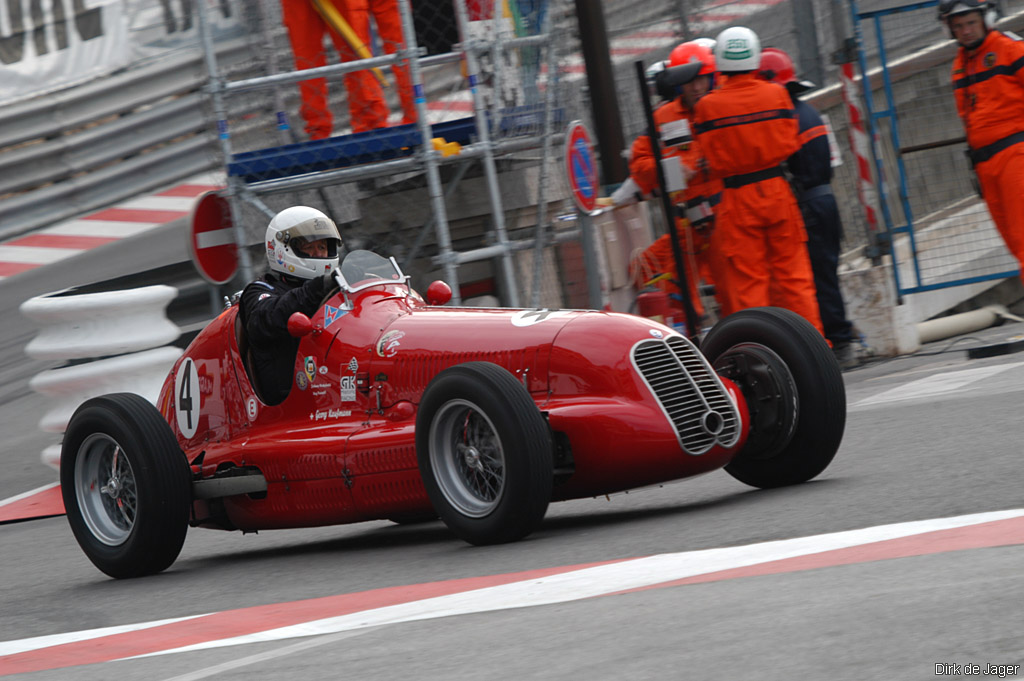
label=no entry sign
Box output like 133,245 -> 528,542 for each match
564,121 -> 598,214
189,191 -> 238,285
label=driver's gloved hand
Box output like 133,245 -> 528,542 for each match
320,269 -> 338,292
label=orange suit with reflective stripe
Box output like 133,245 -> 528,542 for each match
369,0 -> 418,125
629,99 -> 723,318
281,0 -> 388,138
693,73 -> 823,334
952,29 -> 1024,281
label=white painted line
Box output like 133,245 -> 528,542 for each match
855,362 -> 1024,407
0,482 -> 58,508
118,196 -> 199,212
0,245 -> 85,263
40,220 -> 159,238
0,615 -> 207,657
611,41 -> 666,53
109,508 -> 1023,660
197,228 -> 235,249
692,5 -> 760,18
183,171 -> 227,186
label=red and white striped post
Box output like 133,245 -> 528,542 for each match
840,61 -> 881,242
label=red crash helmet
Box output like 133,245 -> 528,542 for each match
758,47 -> 816,93
669,41 -> 716,76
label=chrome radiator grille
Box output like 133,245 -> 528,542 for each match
631,335 -> 741,455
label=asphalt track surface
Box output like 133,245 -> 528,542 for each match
3,220 -> 1024,680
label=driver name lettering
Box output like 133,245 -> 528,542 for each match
311,409 -> 352,421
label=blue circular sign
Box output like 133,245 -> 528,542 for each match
565,121 -> 598,213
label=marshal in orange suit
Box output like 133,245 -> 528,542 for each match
693,26 -> 823,335
941,0 -> 1024,283
630,41 -> 723,321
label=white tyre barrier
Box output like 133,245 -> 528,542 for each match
30,346 -> 184,434
20,285 -> 181,360
34,347 -> 183,470
20,285 -> 184,471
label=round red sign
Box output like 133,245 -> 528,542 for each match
188,191 -> 238,285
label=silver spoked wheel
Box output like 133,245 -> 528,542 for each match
429,399 -> 506,518
74,433 -> 138,547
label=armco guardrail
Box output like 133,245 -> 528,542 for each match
0,38 -> 250,243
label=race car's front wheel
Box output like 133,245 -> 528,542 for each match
702,307 -> 846,488
417,362 -> 553,545
61,393 -> 192,578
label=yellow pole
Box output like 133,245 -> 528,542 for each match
309,0 -> 390,88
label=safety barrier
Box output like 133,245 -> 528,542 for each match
0,38 -> 249,243
20,286 -> 183,470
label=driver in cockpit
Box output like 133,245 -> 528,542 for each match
239,206 -> 343,405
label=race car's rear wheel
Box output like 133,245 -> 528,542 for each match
702,307 -> 846,488
61,393 -> 192,578
417,362 -> 553,545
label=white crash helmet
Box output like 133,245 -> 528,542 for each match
265,206 -> 342,280
938,0 -> 997,28
645,59 -> 668,96
714,26 -> 762,73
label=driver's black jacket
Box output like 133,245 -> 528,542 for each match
238,272 -> 328,405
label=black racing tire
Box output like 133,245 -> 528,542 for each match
416,362 -> 553,545
60,393 -> 192,578
702,307 -> 846,488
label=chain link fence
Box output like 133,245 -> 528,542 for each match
847,1 -> 1024,293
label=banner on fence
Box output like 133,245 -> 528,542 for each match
0,0 -> 129,102
0,0 -> 242,105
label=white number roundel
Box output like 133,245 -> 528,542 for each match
175,358 -> 200,438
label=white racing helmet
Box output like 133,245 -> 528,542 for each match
938,0 -> 997,27
265,206 -> 342,280
645,59 -> 670,100
714,26 -> 761,72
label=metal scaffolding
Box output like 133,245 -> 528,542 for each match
195,0 -> 575,307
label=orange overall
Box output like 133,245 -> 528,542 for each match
630,99 -> 723,319
693,73 -> 824,335
280,0 -> 388,138
369,0 -> 418,125
953,29 -> 1024,281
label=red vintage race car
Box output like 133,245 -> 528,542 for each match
61,250 -> 845,578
